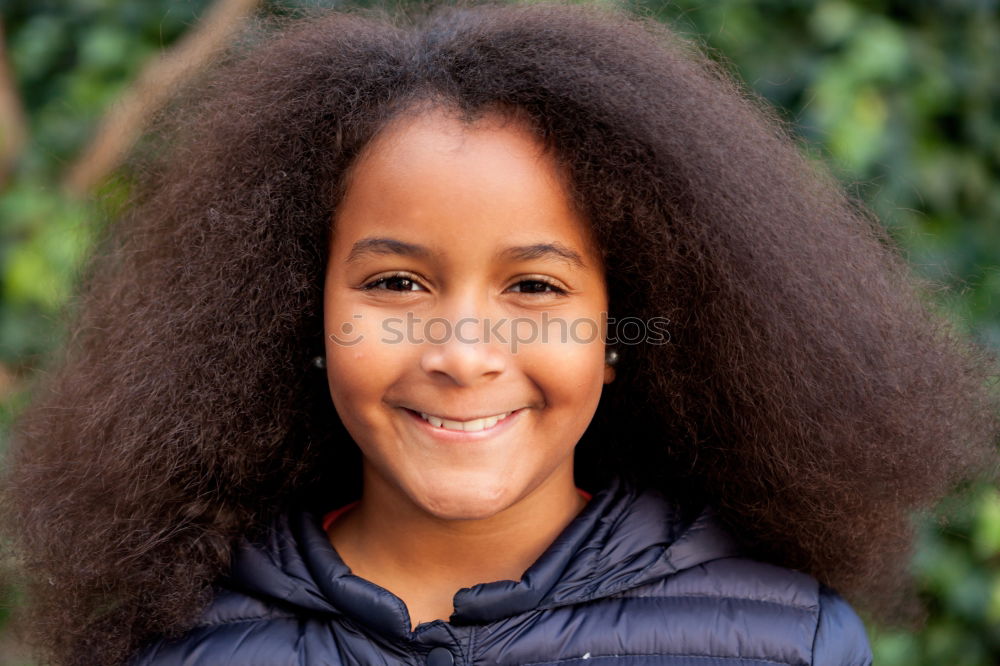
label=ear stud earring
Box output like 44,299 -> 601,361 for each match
312,355 -> 326,369
605,348 -> 619,366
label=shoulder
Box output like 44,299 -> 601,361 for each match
813,583 -> 874,666
129,507 -> 360,666
613,554 -> 872,665
128,589 -> 331,666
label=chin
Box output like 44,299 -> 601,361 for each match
414,482 -> 516,521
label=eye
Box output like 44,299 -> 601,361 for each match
509,278 -> 568,296
361,272 -> 426,292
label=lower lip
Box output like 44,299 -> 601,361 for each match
403,407 -> 525,441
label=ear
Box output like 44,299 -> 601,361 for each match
603,364 -> 616,384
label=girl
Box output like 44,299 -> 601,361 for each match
3,2 -> 998,665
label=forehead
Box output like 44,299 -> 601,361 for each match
331,108 -> 602,267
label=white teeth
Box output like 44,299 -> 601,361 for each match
419,411 -> 512,432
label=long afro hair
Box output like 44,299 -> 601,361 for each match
2,2 -> 998,664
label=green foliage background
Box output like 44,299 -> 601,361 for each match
0,0 -> 997,663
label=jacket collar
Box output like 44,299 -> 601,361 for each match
226,478 -> 741,640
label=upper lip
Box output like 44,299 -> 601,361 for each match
403,406 -> 522,422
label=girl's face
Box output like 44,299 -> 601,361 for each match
323,109 -> 613,520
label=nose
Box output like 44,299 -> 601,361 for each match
418,300 -> 507,386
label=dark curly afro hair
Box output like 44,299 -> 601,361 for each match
3,2 -> 998,664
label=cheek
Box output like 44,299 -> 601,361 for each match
322,314 -> 396,424
524,333 -> 607,416
325,347 -> 370,399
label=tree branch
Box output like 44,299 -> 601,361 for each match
63,0 -> 263,196
0,17 -> 29,189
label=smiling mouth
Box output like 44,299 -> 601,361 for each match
403,408 -> 523,433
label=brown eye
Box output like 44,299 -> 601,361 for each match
510,279 -> 567,295
362,273 -> 425,292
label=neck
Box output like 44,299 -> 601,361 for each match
327,467 -> 586,628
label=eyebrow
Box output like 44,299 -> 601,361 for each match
345,236 -> 587,269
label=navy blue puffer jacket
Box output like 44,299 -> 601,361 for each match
133,479 -> 872,665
